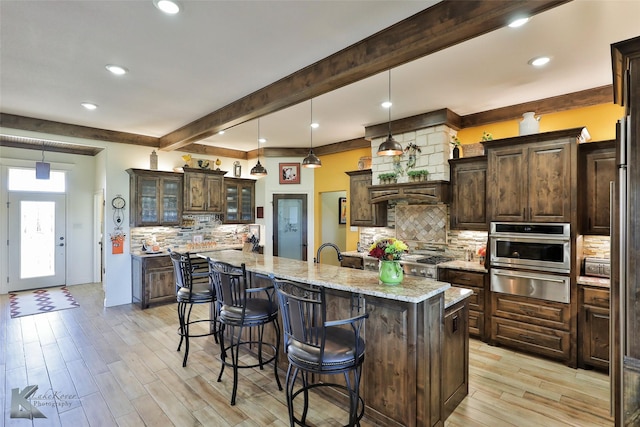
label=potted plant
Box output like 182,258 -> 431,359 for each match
481,131 -> 493,142
407,169 -> 429,182
378,172 -> 398,184
450,136 -> 461,159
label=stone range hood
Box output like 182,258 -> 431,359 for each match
368,180 -> 450,204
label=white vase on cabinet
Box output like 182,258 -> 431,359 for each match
519,112 -> 540,135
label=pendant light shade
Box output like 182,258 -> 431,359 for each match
377,69 -> 402,156
250,119 -> 268,177
303,99 -> 322,168
36,141 -> 50,180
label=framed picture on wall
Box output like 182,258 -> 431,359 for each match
339,197 -> 347,224
279,163 -> 300,184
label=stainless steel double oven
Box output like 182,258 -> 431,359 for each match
489,222 -> 571,303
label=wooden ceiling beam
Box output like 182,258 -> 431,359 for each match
159,0 -> 570,151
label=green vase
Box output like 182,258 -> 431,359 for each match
379,260 -> 403,285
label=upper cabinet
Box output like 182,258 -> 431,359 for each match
183,168 -> 226,214
224,178 -> 255,224
345,170 -> 387,227
127,169 -> 183,227
579,140 -> 616,235
449,156 -> 487,230
486,128 -> 585,223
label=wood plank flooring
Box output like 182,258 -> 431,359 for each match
1,283 -> 613,426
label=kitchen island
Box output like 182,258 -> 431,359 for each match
200,249 -> 470,427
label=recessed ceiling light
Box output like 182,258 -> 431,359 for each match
105,64 -> 128,75
258,138 -> 267,144
81,102 -> 98,110
508,17 -> 529,28
153,0 -> 180,14
310,122 -> 319,129
528,56 -> 551,67
381,101 -> 392,109
218,130 -> 225,135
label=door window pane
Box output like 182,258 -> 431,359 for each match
8,168 -> 66,192
20,201 -> 56,278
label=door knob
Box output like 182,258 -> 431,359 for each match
58,243 -> 64,247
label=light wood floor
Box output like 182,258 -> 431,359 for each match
1,283 -> 613,427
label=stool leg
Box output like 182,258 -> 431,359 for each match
273,318 -> 282,390
182,303 -> 194,367
300,370 -> 310,425
285,364 -> 297,427
217,323 -> 227,382
230,325 -> 243,406
177,301 -> 186,351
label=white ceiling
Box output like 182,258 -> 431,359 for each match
1,1 -> 638,153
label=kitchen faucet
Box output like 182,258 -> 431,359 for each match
314,243 -> 343,264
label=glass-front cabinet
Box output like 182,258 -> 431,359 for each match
127,169 -> 182,226
224,178 -> 255,223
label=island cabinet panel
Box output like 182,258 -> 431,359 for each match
486,129 -> 581,223
449,157 -> 487,230
439,268 -> 488,341
443,299 -> 469,420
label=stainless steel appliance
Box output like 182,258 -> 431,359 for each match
583,257 -> 611,278
489,222 -> 571,303
489,222 -> 571,274
401,255 -> 454,279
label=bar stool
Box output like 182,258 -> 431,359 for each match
169,250 -> 217,368
208,259 -> 282,405
271,277 -> 369,427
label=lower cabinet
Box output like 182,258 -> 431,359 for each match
132,254 -> 209,309
132,255 -> 175,309
443,296 -> 469,420
579,285 -> 610,370
491,292 -> 572,364
439,268 -> 488,341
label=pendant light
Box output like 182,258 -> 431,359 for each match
250,119 -> 268,177
377,69 -> 403,156
36,141 -> 50,180
302,99 -> 322,168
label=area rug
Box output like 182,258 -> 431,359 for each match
9,286 -> 79,318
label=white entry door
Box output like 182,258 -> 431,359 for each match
8,192 -> 66,291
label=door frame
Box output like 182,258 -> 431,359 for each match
273,194 -> 308,261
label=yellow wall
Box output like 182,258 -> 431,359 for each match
456,103 -> 624,145
314,147 -> 372,252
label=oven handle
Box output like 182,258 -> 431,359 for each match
489,234 -> 569,242
492,270 -> 567,283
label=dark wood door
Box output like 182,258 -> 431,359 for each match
527,140 -> 572,222
450,157 -> 487,230
582,305 -> 610,369
273,194 -> 308,261
583,142 -> 616,234
488,146 -> 526,222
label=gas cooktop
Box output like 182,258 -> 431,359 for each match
414,255 -> 454,265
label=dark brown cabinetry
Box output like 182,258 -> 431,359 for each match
127,169 -> 182,227
443,297 -> 469,420
579,285 -> 610,370
345,170 -> 387,227
183,168 -> 226,214
439,268 -> 488,341
131,255 -> 175,309
340,255 -> 363,269
224,177 -> 255,223
449,156 -> 487,230
486,129 -> 585,223
491,292 -> 572,364
579,140 -> 616,235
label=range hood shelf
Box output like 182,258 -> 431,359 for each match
368,180 -> 450,204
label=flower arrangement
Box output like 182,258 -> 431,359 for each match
481,131 -> 493,141
450,135 -> 461,146
368,238 -> 408,261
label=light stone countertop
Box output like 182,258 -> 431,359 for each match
437,260 -> 488,273
577,275 -> 610,288
198,250 -> 452,304
444,287 -> 474,309
131,244 -> 243,259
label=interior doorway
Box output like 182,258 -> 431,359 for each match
318,191 -> 347,266
273,194 -> 308,261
